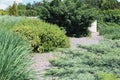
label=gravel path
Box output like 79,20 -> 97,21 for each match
70,33 -> 103,48
31,33 -> 103,80
31,52 -> 61,80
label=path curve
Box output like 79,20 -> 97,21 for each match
70,33 -> 103,48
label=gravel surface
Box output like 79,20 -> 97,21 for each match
70,35 -> 103,48
31,33 -> 103,80
31,52 -> 61,80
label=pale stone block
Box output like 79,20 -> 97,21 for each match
88,20 -> 97,33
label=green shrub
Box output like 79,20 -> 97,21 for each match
39,1 -> 99,37
97,72 -> 120,80
0,16 -> 70,53
46,40 -> 120,80
102,9 -> 120,24
14,18 -> 46,28
0,29 -> 34,80
0,10 -> 7,15
25,10 -> 37,16
13,18 -> 70,52
38,26 -> 70,52
13,26 -> 40,52
98,22 -> 120,40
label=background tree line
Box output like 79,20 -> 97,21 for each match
1,0 -> 120,37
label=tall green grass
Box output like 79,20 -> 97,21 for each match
0,15 -> 22,29
0,29 -> 34,80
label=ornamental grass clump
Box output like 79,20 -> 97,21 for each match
0,29 -> 34,80
0,15 -> 22,29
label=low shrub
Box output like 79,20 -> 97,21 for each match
0,16 -> 70,53
97,72 -> 120,80
0,29 -> 34,80
13,18 -> 70,52
13,26 -> 40,52
38,26 -> 70,52
46,40 -> 120,80
0,10 -> 7,15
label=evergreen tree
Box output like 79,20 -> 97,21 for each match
8,6 -> 13,16
17,3 -> 26,16
26,3 -> 32,10
100,0 -> 119,10
8,1 -> 18,16
50,0 -> 62,6
12,1 -> 18,16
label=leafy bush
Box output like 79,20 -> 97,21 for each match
13,18 -> 70,52
17,3 -> 26,16
0,16 -> 70,52
13,26 -> 40,52
0,10 -> 7,15
97,72 -> 120,80
39,1 -> 99,37
25,10 -> 37,16
38,26 -> 70,52
98,22 -> 120,40
0,29 -> 34,80
100,0 -> 119,10
102,9 -> 120,24
46,40 -> 120,80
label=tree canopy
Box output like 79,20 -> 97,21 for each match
8,1 -> 18,16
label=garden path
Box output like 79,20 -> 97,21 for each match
70,32 -> 103,48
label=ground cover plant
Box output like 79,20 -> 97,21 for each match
46,40 -> 120,80
0,16 -> 70,52
98,22 -> 120,40
0,29 -> 34,80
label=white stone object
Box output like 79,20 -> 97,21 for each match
88,20 -> 97,33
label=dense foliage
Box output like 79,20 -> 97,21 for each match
0,16 -> 70,52
102,9 -> 120,24
13,18 -> 70,52
98,22 -> 120,40
97,72 -> 120,80
8,1 -> 18,16
0,29 -> 34,80
36,0 -> 119,37
0,10 -> 7,15
1,0 -> 120,37
39,0 -> 99,37
46,40 -> 120,80
17,3 -> 26,16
